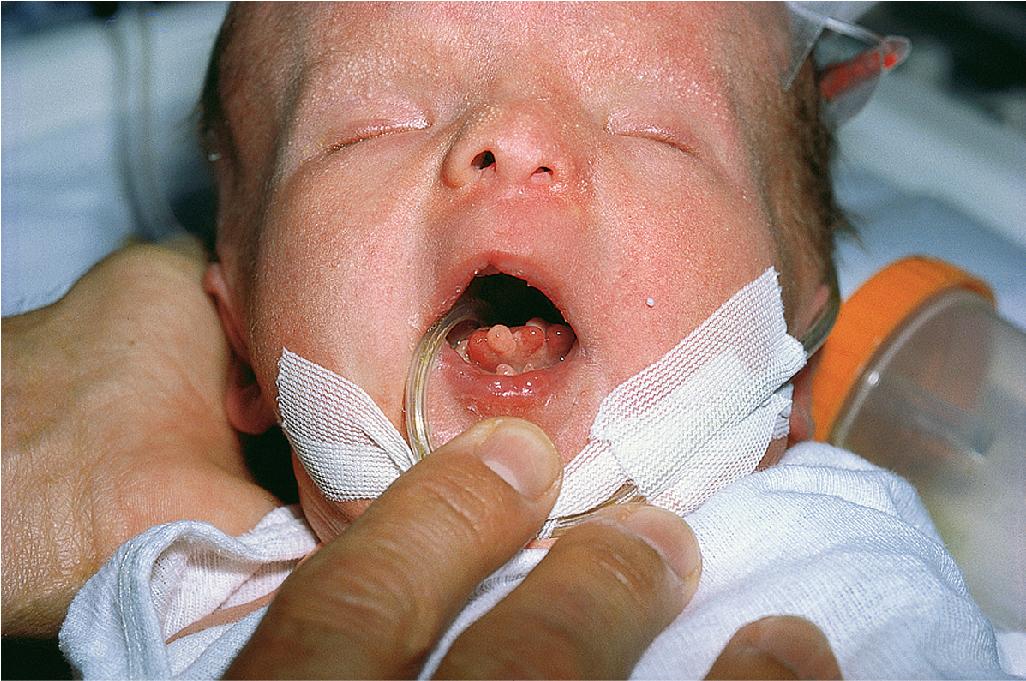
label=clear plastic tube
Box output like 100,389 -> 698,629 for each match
403,269 -> 840,530
404,301 -> 486,461
402,299 -> 642,535
784,3 -> 910,124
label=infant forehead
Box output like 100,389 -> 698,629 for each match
220,3 -> 792,128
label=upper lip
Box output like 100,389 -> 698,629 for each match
424,250 -> 576,340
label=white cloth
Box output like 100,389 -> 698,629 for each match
59,443 -> 1018,679
59,506 -> 316,679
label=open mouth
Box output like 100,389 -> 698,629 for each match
406,264 -> 589,457
445,272 -> 578,376
404,262 -> 599,459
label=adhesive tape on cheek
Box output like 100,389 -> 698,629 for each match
276,356 -> 416,500
545,268 -> 805,529
276,267 -> 806,532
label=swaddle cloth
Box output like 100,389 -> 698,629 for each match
59,506 -> 317,679
277,267 -> 807,537
59,443 -> 1017,678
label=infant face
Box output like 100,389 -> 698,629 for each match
209,3 -> 826,532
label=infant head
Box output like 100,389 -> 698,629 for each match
200,3 -> 841,538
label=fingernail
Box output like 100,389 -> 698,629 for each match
749,617 -> 841,680
617,506 -> 701,585
478,419 -> 561,499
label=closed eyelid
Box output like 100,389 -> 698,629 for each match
328,116 -> 431,153
605,118 -> 697,156
620,124 -> 694,154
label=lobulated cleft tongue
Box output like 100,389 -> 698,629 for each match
443,273 -> 577,376
453,318 -> 575,375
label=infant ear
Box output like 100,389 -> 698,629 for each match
203,263 -> 277,435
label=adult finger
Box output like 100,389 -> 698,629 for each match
705,615 -> 841,680
436,504 -> 701,679
227,417 -> 563,679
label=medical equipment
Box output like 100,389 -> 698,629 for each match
813,256 -> 1026,630
411,268 -> 817,537
278,268 -> 818,538
786,3 -> 910,123
404,271 -> 833,465
404,264 -> 838,450
6,4 -> 1025,677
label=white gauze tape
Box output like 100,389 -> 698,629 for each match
277,353 -> 417,500
276,267 -> 806,532
545,268 -> 805,529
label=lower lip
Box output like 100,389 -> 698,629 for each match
435,341 -> 577,417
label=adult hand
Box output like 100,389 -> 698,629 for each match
229,417 -> 840,679
2,241 -> 840,678
1,238 -> 280,637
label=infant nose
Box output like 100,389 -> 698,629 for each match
442,103 -> 573,191
467,149 -> 554,185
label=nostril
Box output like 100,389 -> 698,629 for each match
530,166 -> 553,184
472,150 -> 496,170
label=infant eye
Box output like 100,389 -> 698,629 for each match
620,125 -> 694,156
605,113 -> 697,157
328,118 -> 429,153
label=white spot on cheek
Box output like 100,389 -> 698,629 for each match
646,297 -> 656,308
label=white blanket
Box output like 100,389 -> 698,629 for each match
59,442 -> 1016,678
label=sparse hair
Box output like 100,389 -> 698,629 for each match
786,60 -> 851,278
195,7 -> 238,253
